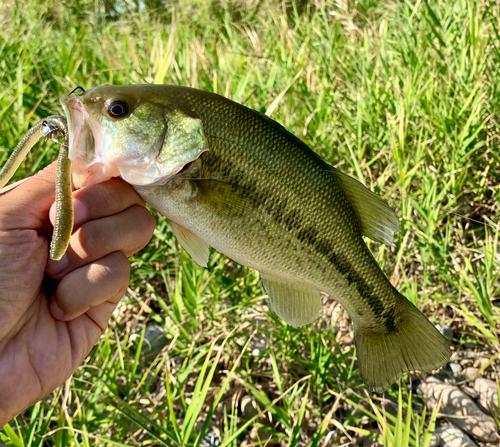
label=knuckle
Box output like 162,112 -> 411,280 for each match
108,251 -> 131,279
75,223 -> 102,258
57,281 -> 80,311
115,281 -> 129,302
103,180 -> 126,209
112,264 -> 130,302
123,206 -> 155,254
135,206 -> 156,238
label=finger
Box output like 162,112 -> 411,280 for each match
46,205 -> 155,278
0,162 -> 57,230
50,251 -> 130,323
50,177 -> 146,229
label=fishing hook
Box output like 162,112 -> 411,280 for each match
69,86 -> 86,96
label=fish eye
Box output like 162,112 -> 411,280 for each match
107,100 -> 129,118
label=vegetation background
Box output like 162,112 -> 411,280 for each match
0,0 -> 499,445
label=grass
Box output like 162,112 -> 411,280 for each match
0,0 -> 499,445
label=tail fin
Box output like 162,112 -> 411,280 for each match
354,296 -> 451,392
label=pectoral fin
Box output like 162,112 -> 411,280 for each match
333,168 -> 401,245
194,179 -> 249,218
171,221 -> 210,267
261,275 -> 322,327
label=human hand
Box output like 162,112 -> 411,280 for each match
0,162 -> 155,426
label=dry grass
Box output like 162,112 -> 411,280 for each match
0,0 -> 499,445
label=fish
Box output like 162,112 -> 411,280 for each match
31,85 -> 454,391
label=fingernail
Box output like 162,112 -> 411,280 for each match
50,301 -> 66,320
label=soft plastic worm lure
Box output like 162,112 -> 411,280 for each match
0,116 -> 74,260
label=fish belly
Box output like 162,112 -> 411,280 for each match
133,161 -> 392,328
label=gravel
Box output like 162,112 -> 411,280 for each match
417,376 -> 498,443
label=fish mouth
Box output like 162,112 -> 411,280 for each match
60,94 -> 120,189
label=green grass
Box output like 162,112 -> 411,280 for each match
1,0 -> 499,445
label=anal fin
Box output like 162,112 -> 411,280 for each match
261,275 -> 322,327
171,221 -> 210,267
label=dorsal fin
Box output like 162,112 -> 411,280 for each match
333,169 -> 401,245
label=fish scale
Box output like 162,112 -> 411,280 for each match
184,92 -> 387,310
55,84 -> 451,391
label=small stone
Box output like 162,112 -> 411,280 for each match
428,432 -> 441,447
474,357 -> 490,369
460,367 -> 479,382
434,424 -> 478,447
449,363 -> 463,375
144,324 -> 165,343
200,427 -> 221,447
129,324 -> 168,360
417,377 -> 497,442
460,385 -> 478,400
437,323 -> 454,339
248,333 -> 269,357
464,342 -> 476,350
474,378 -> 499,416
142,323 -> 167,356
359,415 -> 371,426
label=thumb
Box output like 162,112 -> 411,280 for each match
0,162 -> 57,230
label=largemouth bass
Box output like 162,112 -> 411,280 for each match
2,85 -> 451,391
